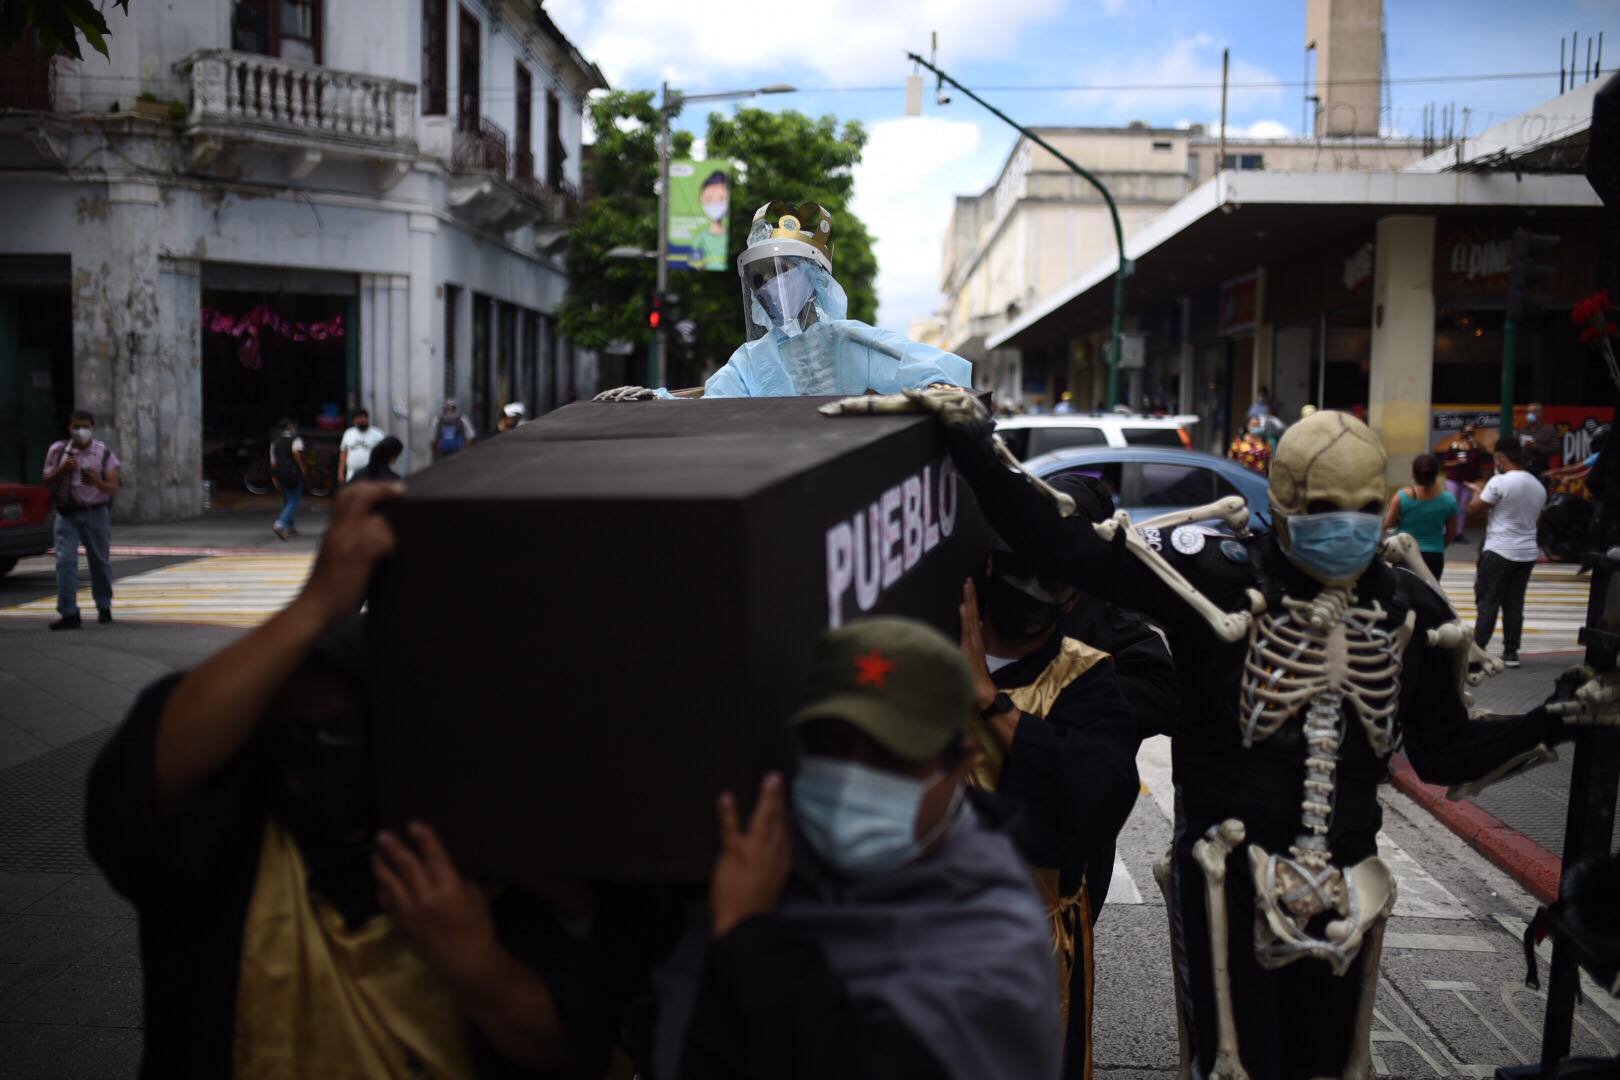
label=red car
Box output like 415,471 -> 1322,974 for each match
0,483 -> 53,577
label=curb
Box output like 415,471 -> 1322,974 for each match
1388,755 -> 1561,903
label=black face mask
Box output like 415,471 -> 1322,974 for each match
980,572 -> 1060,645
356,422 -> 369,431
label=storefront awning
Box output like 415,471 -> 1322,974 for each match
986,170 -> 1602,352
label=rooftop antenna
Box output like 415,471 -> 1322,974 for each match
1561,37 -> 1567,94
931,32 -> 950,106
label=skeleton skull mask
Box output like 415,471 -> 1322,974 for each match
1268,411 -> 1387,586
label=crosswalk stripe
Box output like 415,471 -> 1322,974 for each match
1437,563 -> 1590,652
1109,852 -> 1144,905
0,553 -> 314,628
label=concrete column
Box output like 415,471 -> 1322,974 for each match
407,213 -> 438,474
70,181 -> 200,523
1251,266 -> 1273,406
358,274 -> 380,425
1368,214 -> 1437,488
387,273 -> 409,464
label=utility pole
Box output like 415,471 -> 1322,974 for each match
907,49 -> 1130,408
654,81 -> 671,389
1503,227 -> 1561,436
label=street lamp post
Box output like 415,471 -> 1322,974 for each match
905,52 -> 1131,409
653,81 -> 794,389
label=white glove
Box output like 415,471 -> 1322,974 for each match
593,386 -> 659,402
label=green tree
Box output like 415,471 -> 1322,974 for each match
0,0 -> 129,60
561,92 -> 878,390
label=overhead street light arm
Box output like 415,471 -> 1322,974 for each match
906,52 -> 1129,409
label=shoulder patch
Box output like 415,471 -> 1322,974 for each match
1219,539 -> 1248,564
1171,525 -> 1206,555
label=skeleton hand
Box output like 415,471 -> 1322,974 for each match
593,385 -> 659,402
1546,665 -> 1620,726
901,386 -> 991,432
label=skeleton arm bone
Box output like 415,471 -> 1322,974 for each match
1093,511 -> 1260,644
1136,495 -> 1251,535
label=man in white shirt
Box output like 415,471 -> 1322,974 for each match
338,407 -> 387,484
1466,439 -> 1546,667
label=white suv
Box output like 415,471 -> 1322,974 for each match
994,413 -> 1199,459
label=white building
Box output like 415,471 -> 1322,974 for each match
0,0 -> 605,521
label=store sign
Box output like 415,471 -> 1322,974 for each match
1435,222 -> 1521,296
1219,273 -> 1258,335
1430,403 -> 1615,470
665,159 -> 732,272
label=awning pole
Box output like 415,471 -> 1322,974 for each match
908,51 -> 1130,408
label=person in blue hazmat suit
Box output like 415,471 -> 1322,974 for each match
594,200 -> 972,400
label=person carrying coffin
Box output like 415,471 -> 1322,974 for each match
86,483 -> 637,1079
958,546 -> 1140,1079
596,200 -> 972,402
657,617 -> 1061,1080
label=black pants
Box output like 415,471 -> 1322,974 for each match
1473,550 -> 1536,653
1420,550 -> 1445,580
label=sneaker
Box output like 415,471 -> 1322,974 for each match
98,609 -> 112,624
49,614 -> 82,631
1503,651 -> 1521,668
272,523 -> 290,541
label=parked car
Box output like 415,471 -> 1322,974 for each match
995,413 -> 1199,459
1025,445 -> 1271,531
0,483 -> 54,577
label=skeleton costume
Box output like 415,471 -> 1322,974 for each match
851,397 -> 1585,1080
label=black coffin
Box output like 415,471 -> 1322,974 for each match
369,397 -> 988,882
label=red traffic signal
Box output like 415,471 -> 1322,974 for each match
648,291 -> 663,329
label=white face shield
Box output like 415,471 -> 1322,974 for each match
738,237 -> 832,342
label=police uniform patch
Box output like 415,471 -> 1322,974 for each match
1220,539 -> 1248,564
1171,525 -> 1206,555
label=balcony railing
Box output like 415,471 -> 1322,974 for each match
453,118 -> 510,177
175,49 -> 416,148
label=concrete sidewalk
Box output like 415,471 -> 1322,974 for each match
1391,649 -> 1620,902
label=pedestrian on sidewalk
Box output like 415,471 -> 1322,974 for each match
40,409 -> 120,630
1516,403 -> 1560,477
337,407 -> 385,485
1438,423 -> 1488,541
270,417 -> 306,542
1384,453 -> 1458,580
1468,439 -> 1547,667
432,400 -> 476,461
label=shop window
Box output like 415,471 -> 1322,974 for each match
521,310 -> 540,409
231,0 -> 321,63
458,7 -> 481,132
514,64 -> 533,180
422,0 -> 448,115
0,31 -> 50,110
1221,153 -> 1263,171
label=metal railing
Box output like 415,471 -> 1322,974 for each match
453,117 -> 510,176
175,49 -> 416,145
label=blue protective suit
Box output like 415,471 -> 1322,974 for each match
693,264 -> 973,398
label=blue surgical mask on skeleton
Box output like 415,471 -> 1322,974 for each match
756,266 -> 816,337
1282,511 -> 1382,581
792,755 -> 959,879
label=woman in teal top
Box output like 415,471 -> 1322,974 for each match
1384,452 -> 1459,579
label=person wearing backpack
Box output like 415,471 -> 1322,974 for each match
432,400 -> 476,461
270,417 -> 308,542
40,410 -> 121,630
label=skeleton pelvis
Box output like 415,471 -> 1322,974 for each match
1246,845 -> 1395,976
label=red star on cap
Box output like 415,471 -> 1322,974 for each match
854,649 -> 896,689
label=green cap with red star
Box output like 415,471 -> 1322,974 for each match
788,616 -> 974,763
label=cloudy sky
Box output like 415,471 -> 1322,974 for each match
545,0 -> 1617,331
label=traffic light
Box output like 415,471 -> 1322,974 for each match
647,291 -> 664,330
1506,227 -> 1560,321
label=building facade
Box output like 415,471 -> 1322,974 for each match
0,0 -> 605,521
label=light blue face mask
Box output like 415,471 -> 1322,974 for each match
792,755 -> 960,879
1282,510 -> 1382,581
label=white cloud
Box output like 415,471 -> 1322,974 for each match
547,0 -> 1063,88
1239,119 -> 1291,139
1063,33 -> 1284,125
850,116 -> 1003,332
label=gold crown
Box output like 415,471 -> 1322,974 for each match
749,200 -> 834,265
